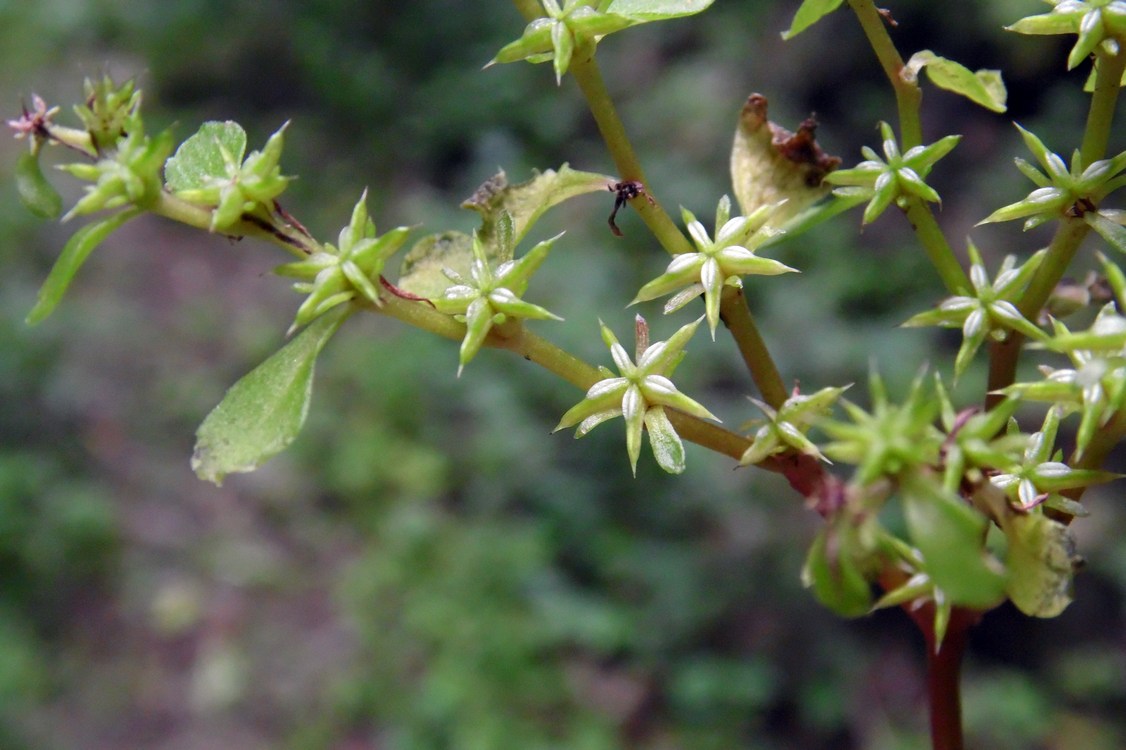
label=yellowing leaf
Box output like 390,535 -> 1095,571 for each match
730,94 -> 839,223
462,163 -> 614,249
396,231 -> 476,299
1004,511 -> 1080,617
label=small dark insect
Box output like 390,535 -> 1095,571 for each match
607,179 -> 650,237
1065,197 -> 1096,218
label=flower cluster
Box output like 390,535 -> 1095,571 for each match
489,0 -> 633,83
824,122 -> 960,225
902,242 -> 1047,379
1008,1 -> 1126,71
631,196 -> 796,339
554,316 -> 718,475
979,124 -> 1126,238
819,369 -> 944,486
168,123 -> 292,232
432,213 -> 563,374
739,385 -> 848,466
275,192 -> 410,332
59,125 -> 173,221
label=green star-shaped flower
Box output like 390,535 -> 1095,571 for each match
824,122 -> 960,225
902,241 -> 1048,379
989,407 -> 1119,510
489,0 -> 634,84
171,122 -> 291,232
1001,317 -> 1126,457
554,315 -> 718,475
60,125 -> 173,221
739,384 -> 848,466
978,124 -> 1126,233
928,377 -> 1024,494
74,75 -> 142,154
1008,1 -> 1126,71
275,191 -> 410,332
631,196 -> 796,339
432,214 -> 562,375
819,368 -> 944,486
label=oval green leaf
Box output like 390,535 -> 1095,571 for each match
606,0 -> 714,19
1087,211 -> 1126,255
15,151 -> 62,219
905,51 -> 1007,113
191,306 -> 350,485
164,121 -> 247,192
26,208 -> 143,325
902,475 -> 1006,609
782,0 -> 844,40
801,524 -> 873,618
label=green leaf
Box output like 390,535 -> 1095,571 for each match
396,231 -> 476,299
606,0 -> 714,19
1004,512 -> 1080,617
902,473 -> 1006,609
15,151 -> 62,219
801,523 -> 873,618
905,51 -> 1007,113
781,0 -> 844,40
461,164 -> 614,248
164,121 -> 247,192
1087,211 -> 1126,255
26,208 -> 143,325
761,190 -> 869,248
191,307 -> 350,485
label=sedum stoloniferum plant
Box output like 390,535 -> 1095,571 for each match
9,1 -> 1126,747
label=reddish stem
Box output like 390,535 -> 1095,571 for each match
912,605 -> 978,750
878,570 -> 980,750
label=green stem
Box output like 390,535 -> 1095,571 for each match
668,409 -> 751,461
846,0 -> 923,148
987,44 -> 1124,405
152,192 -> 316,257
1069,410 -> 1126,480
986,218 -> 1090,406
567,43 -> 694,257
903,199 -> 971,295
1017,218 -> 1089,322
491,321 -> 602,390
720,288 -> 789,409
376,294 -> 468,342
377,301 -> 767,460
1080,45 -> 1126,167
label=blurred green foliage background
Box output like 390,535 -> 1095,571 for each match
0,1 -> 1124,748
